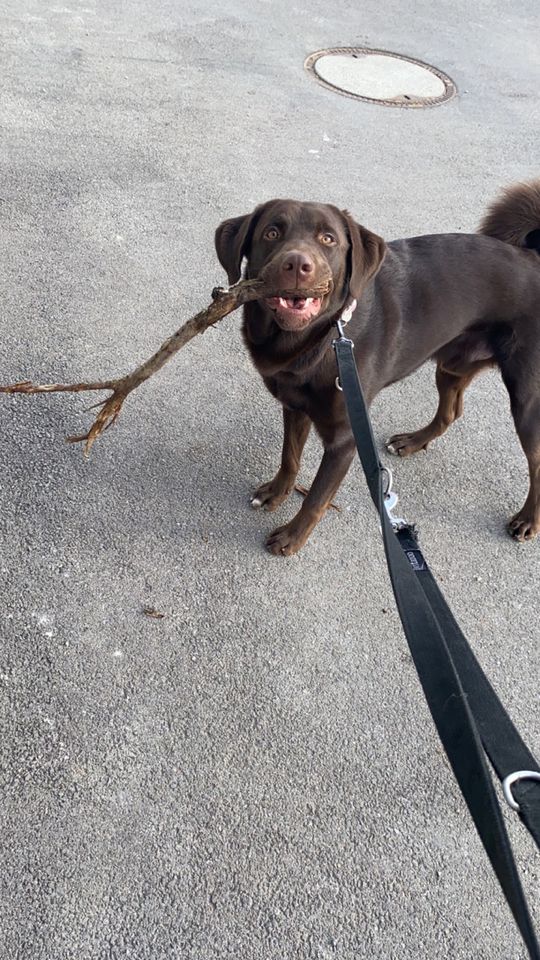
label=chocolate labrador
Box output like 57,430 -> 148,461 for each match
215,180 -> 540,555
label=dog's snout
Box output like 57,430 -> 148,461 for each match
280,251 -> 315,280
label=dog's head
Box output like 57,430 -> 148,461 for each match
215,199 -> 386,332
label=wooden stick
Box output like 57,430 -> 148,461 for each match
0,279 -> 330,456
294,483 -> 341,512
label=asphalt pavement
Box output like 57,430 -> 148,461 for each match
1,1 -> 539,958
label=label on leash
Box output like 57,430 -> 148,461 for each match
405,549 -> 426,572
396,528 -> 425,571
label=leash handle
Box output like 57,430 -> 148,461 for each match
332,329 -> 540,959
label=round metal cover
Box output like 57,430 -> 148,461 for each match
305,47 -> 456,108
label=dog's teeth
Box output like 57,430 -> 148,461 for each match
251,497 -> 262,508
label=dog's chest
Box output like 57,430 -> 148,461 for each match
263,368 -> 340,424
264,372 -> 310,411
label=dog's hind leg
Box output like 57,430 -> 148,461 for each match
508,442 -> 540,541
500,353 -> 540,542
387,359 -> 490,457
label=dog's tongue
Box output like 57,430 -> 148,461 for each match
267,296 -> 317,312
277,296 -> 309,310
264,294 -> 322,328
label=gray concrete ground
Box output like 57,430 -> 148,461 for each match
1,1 -> 539,957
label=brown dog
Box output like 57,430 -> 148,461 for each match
215,182 -> 540,555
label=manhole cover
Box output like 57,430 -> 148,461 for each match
305,47 -> 456,108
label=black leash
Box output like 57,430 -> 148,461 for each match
332,307 -> 540,958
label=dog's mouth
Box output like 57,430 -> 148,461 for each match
264,295 -> 323,331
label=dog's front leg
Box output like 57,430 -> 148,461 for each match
265,437 -> 355,556
251,408 -> 311,512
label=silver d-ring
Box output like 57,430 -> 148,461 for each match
502,770 -> 540,812
335,376 -> 343,392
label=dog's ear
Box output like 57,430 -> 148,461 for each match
214,208 -> 263,285
342,211 -> 386,299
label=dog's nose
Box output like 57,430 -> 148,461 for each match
280,251 -> 315,281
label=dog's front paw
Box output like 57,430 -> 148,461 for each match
507,510 -> 540,542
265,521 -> 308,556
251,474 -> 293,512
386,431 -> 430,457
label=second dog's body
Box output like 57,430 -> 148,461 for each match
215,183 -> 540,555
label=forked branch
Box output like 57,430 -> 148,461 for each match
0,279 -> 330,456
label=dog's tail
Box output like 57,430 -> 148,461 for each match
478,178 -> 540,252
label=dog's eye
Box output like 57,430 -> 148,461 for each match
320,232 -> 336,245
264,227 -> 280,240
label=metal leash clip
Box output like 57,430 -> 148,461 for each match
334,297 -> 357,341
382,467 -> 407,531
